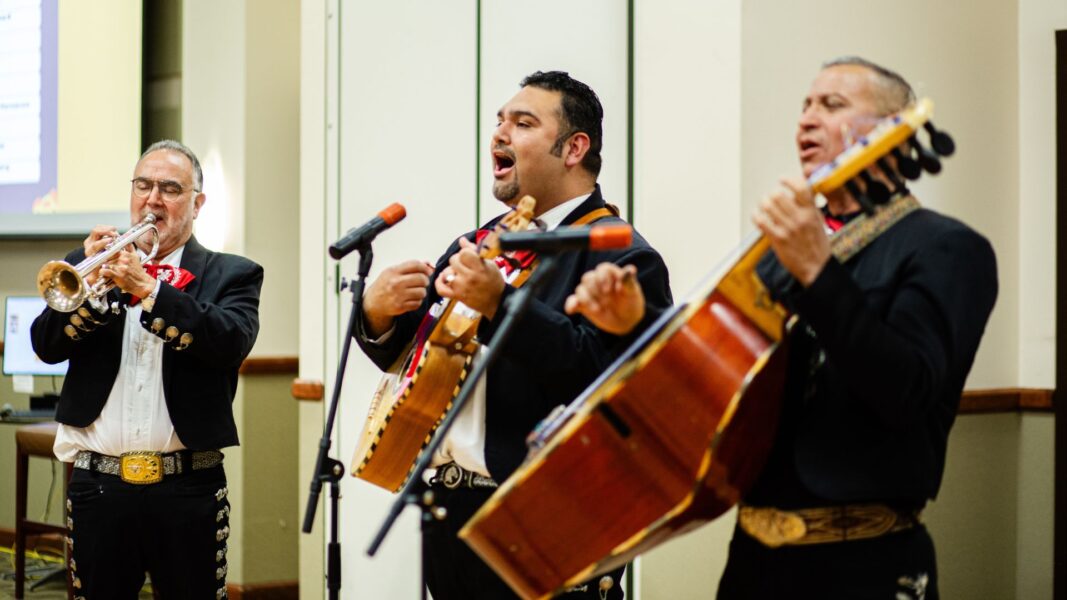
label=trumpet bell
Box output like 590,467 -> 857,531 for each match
37,260 -> 88,313
36,214 -> 158,315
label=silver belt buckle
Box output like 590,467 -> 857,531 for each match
439,463 -> 465,489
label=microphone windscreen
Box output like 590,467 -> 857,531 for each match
589,224 -> 633,250
378,203 -> 407,226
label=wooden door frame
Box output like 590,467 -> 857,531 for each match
1055,28 -> 1066,600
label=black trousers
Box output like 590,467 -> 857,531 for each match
717,524 -> 938,600
424,485 -> 626,600
66,464 -> 230,599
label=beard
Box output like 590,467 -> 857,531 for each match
493,178 -> 520,203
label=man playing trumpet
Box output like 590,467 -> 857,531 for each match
32,140 -> 263,599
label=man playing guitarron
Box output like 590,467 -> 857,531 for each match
565,57 -> 997,599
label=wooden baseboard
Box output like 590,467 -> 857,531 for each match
240,357 -> 299,375
959,387 -> 1054,413
291,378 -> 325,401
226,581 -> 299,600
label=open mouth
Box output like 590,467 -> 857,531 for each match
493,150 -> 515,177
797,139 -> 821,159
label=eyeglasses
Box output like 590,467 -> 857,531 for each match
130,178 -> 200,202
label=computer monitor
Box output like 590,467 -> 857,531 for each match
3,296 -> 69,377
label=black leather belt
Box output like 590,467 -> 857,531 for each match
73,449 -> 223,484
430,462 -> 498,490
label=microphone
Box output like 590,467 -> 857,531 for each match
329,203 -> 407,260
498,224 -> 632,253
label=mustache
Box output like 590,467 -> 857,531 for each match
492,145 -> 516,161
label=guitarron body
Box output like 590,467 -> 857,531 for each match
460,235 -> 789,599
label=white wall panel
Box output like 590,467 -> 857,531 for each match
1018,0 -> 1065,387
1016,4 -> 1064,598
631,2 -> 742,597
333,2 -> 477,598
479,0 -> 630,222
298,0 -> 327,596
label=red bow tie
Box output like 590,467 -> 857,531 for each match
129,264 -> 196,305
474,229 -> 537,275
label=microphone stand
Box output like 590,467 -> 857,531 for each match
302,244 -> 375,600
366,254 -> 562,599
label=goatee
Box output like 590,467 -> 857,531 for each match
493,180 -> 519,203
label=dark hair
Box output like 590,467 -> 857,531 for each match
822,56 -> 915,115
519,70 -> 603,177
141,139 -> 203,192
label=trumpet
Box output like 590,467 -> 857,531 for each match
37,214 -> 160,313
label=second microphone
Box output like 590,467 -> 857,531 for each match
497,224 -> 632,253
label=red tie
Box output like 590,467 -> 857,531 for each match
129,264 -> 196,305
474,230 -> 537,275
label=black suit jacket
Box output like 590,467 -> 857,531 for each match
357,187 -> 673,481
31,235 -> 263,450
747,207 -> 998,506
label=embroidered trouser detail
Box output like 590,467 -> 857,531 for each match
896,572 -> 929,600
65,465 -> 229,598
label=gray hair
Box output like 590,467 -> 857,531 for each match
141,139 -> 203,192
822,56 -> 915,115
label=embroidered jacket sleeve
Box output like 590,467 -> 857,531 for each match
137,256 -> 263,366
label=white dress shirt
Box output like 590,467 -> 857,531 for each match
54,246 -> 188,461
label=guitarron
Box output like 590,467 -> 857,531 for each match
352,197 -> 537,492
460,100 -> 954,599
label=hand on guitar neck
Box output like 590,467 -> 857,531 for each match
362,259 -> 435,338
752,176 -> 832,287
564,262 -> 644,336
435,236 -> 507,321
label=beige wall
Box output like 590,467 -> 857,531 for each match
183,0 -> 301,586
296,0 -> 328,596
56,0 -> 141,214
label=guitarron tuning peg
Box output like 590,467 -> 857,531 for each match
875,157 -> 908,197
923,121 -> 955,157
844,179 -> 877,216
909,137 -> 942,175
859,171 -> 892,205
891,146 -> 922,181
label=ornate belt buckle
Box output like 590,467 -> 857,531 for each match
120,451 -> 163,484
439,463 -> 464,489
739,507 -> 807,548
